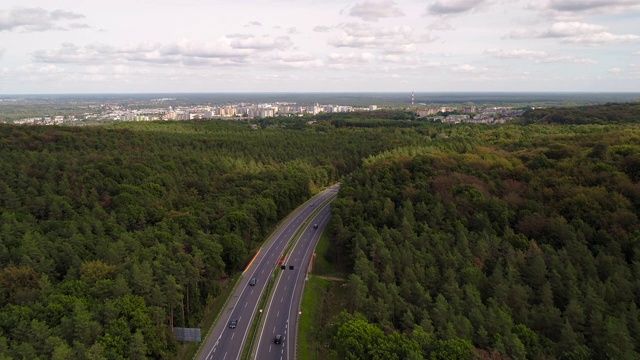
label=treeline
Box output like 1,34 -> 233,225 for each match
327,123 -> 640,359
315,109 -> 416,122
0,120 -> 420,359
517,101 -> 640,125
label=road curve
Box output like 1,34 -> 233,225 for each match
195,185 -> 338,360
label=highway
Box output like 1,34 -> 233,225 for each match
196,185 -> 338,360
253,195 -> 333,360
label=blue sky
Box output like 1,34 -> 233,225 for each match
0,0 -> 639,93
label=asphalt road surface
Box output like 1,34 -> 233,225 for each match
253,196 -> 333,360
196,185 -> 338,360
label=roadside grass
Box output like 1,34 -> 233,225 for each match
298,229 -> 349,360
180,273 -> 241,360
298,276 -> 331,360
312,231 -> 335,276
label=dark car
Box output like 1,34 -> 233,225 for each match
274,334 -> 283,344
249,278 -> 257,286
229,319 -> 238,329
310,202 -> 315,206
313,223 -> 318,229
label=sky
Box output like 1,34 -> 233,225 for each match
0,0 -> 639,94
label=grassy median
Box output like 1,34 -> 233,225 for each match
297,227 -> 349,360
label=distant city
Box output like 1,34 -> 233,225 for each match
10,100 -> 525,126
3,92 -> 639,126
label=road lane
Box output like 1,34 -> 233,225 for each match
254,200 -> 333,360
196,185 -> 338,360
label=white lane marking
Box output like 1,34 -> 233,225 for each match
277,310 -> 280,317
244,302 -> 248,308
231,333 -> 235,340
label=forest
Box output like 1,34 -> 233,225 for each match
0,120 -> 425,359
517,102 -> 640,125
326,118 -> 640,358
1,101 -> 640,359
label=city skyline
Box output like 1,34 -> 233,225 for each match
0,0 -> 639,94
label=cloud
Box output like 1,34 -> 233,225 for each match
313,25 -> 332,33
328,22 -> 431,53
229,35 -> 293,50
563,32 -> 640,44
507,21 -> 640,45
0,48 -> 5,60
244,21 -> 262,27
426,0 -> 491,15
264,51 -> 324,69
0,7 -> 88,32
347,0 -> 404,22
328,52 -> 376,63
33,40 -> 253,66
537,0 -> 640,13
32,34 -> 297,69
485,48 -> 597,64
451,63 -> 487,73
539,21 -> 606,37
287,27 -> 299,35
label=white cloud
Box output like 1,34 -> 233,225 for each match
540,22 -> 606,37
229,35 -> 293,50
348,0 -> 404,22
328,22 -> 430,54
563,32 -> 640,44
485,48 -> 597,64
0,7 -> 87,32
244,21 -> 262,27
328,52 -> 376,63
451,63 -> 487,73
507,22 -> 640,45
33,40 -> 254,66
0,48 -> 5,59
17,64 -> 65,74
426,0 -> 492,15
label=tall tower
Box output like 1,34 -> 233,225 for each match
411,92 -> 414,106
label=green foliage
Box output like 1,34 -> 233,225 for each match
0,119 -> 425,358
327,120 -> 640,358
517,102 -> 640,125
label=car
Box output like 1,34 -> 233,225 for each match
310,202 -> 315,206
229,319 -> 238,329
313,223 -> 318,229
274,334 -> 283,344
249,278 -> 257,286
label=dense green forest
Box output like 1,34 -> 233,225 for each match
517,102 -> 640,125
3,102 -> 640,359
327,121 -> 640,359
0,120 -> 426,359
